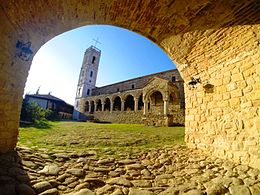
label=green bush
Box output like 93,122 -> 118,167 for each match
20,102 -> 59,125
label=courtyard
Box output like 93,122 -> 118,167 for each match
1,122 -> 255,194
18,122 -> 185,158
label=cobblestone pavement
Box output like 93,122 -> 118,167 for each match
0,145 -> 260,195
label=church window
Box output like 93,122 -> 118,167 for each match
78,88 -> 81,95
117,88 -> 119,92
131,84 -> 135,89
172,76 -> 176,82
90,71 -> 93,77
87,89 -> 90,95
89,80 -> 91,83
82,70 -> 85,76
92,56 -> 96,64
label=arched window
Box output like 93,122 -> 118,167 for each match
90,71 -> 93,77
92,56 -> 96,64
172,76 -> 176,82
87,89 -> 90,95
78,88 -> 81,96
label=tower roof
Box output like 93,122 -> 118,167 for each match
85,45 -> 101,53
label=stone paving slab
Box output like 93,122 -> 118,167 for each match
0,145 -> 259,194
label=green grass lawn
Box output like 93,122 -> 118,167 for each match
18,121 -> 185,157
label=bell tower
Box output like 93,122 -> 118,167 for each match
73,45 -> 101,120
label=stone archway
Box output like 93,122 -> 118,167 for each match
113,96 -> 121,111
90,101 -> 95,113
148,91 -> 164,114
0,0 -> 259,168
138,94 -> 144,111
84,101 -> 89,113
124,95 -> 135,111
96,99 -> 102,111
104,98 -> 111,112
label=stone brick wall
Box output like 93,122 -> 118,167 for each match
93,111 -> 143,124
0,0 -> 259,170
183,25 -> 260,169
92,108 -> 185,125
92,69 -> 184,101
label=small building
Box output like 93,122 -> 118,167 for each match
24,93 -> 74,119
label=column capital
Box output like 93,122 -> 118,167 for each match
163,98 -> 169,102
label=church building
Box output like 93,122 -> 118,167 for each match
73,45 -> 185,126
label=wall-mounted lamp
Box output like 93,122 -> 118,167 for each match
188,77 -> 201,89
203,83 -> 214,93
16,41 -> 33,61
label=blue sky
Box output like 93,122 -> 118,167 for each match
25,25 -> 176,104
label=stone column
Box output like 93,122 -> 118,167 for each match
143,101 -> 148,115
163,99 -> 169,115
94,102 -> 97,112
110,102 -> 113,113
101,102 -> 105,112
88,103 -> 91,113
134,98 -> 138,112
121,100 -> 125,111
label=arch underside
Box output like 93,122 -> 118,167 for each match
0,0 -> 259,169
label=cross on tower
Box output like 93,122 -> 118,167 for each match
93,38 -> 101,47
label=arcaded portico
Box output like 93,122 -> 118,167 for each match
0,0 -> 259,169
74,64 -> 185,126
80,76 -> 185,126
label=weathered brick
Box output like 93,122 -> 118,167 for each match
230,89 -> 243,98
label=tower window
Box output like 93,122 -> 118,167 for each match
90,71 -> 93,77
78,88 -> 81,95
89,80 -> 91,83
82,70 -> 85,76
172,76 -> 176,82
92,56 -> 96,64
87,89 -> 90,95
117,88 -> 119,92
131,84 -> 135,89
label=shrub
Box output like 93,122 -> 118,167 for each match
20,101 -> 59,125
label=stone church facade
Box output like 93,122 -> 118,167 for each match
73,46 -> 185,126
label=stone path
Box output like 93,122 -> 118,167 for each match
0,145 -> 260,195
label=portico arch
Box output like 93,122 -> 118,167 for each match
148,91 -> 164,114
124,95 -> 135,111
90,101 -> 95,113
104,98 -> 111,112
138,94 -> 144,111
84,101 -> 90,113
96,99 -> 102,111
113,96 -> 121,111
0,0 -> 259,168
